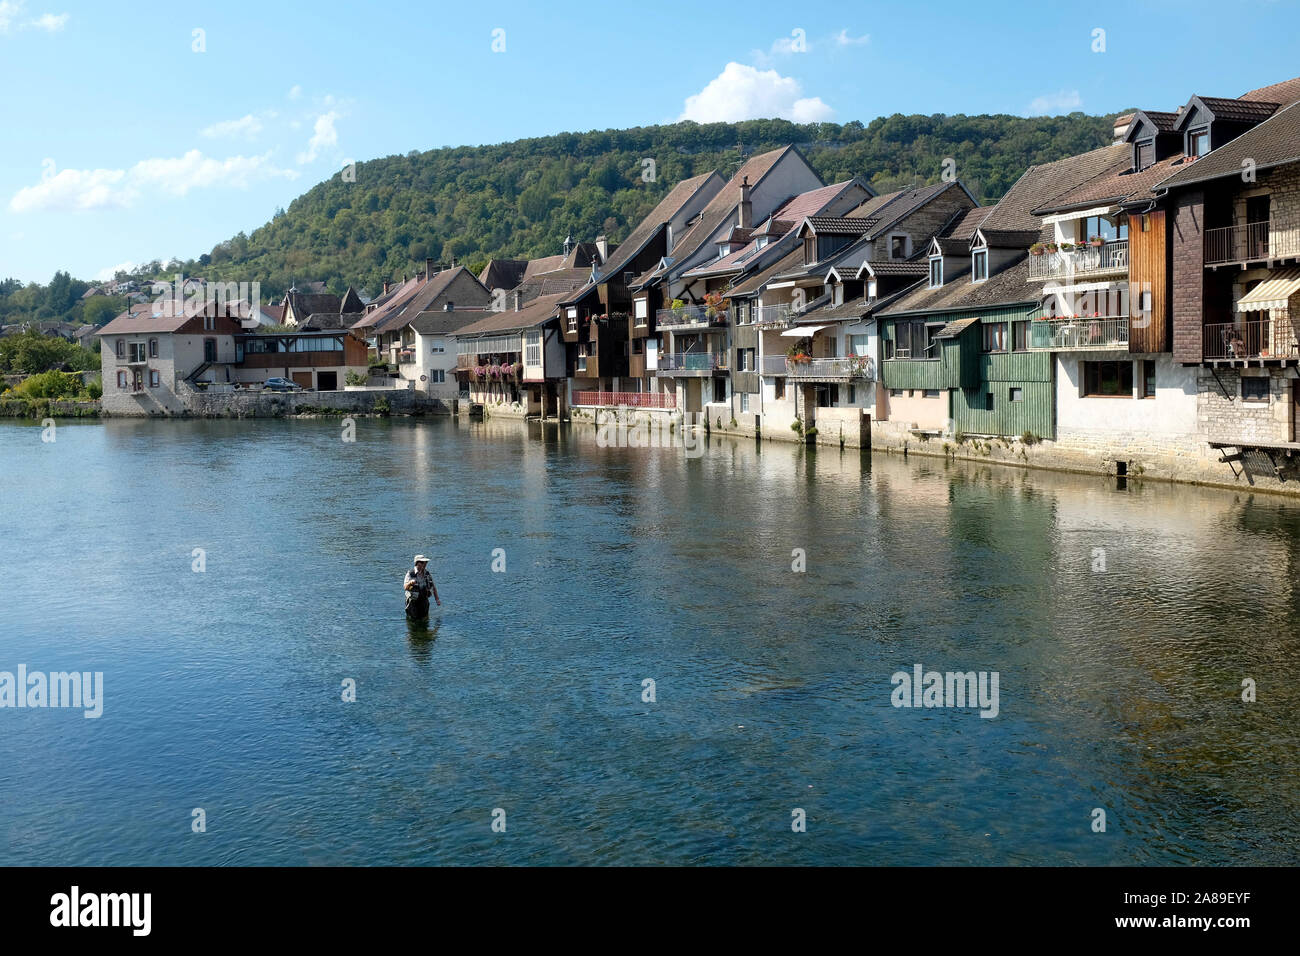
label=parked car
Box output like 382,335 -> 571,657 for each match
263,377 -> 302,392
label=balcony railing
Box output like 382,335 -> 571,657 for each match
761,355 -> 790,374
754,304 -> 794,329
784,356 -> 875,381
572,390 -> 676,409
1030,317 -> 1130,350
657,352 -> 728,373
1204,221 -> 1300,266
1028,240 -> 1128,281
398,349 -> 415,365
1203,319 -> 1300,360
656,304 -> 728,331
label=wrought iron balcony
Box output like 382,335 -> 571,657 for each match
1204,221 -> 1300,267
657,352 -> 728,374
656,304 -> 728,331
1203,319 -> 1300,360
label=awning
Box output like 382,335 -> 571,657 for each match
1042,205 -> 1117,226
1043,279 -> 1121,295
781,324 -> 829,337
1237,268 -> 1300,312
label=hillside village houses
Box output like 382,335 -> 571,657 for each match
93,71 -> 1300,487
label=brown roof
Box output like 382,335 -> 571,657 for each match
879,255 -> 1037,317
261,304 -> 285,322
980,144 -> 1129,233
285,291 -> 342,319
1155,100 -> 1300,192
366,267 -> 490,334
722,247 -> 804,298
595,171 -> 723,282
1130,109 -> 1179,132
97,299 -> 240,335
1037,151 -> 1188,212
860,260 -> 928,277
301,311 -> 363,330
1195,95 -> 1280,124
479,259 -> 529,292
933,316 -> 982,339
409,310 -> 491,335
455,292 -> 566,337
653,146 -> 800,282
804,216 -> 874,235
1240,75 -> 1300,107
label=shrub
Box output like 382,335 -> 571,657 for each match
8,370 -> 86,400
345,370 -> 367,386
1020,431 -> 1040,446
373,396 -> 391,416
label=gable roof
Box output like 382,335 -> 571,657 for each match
408,310 -> 492,335
593,171 -> 723,282
285,291 -> 343,320
98,300 -> 241,335
1155,100 -> 1300,192
1038,150 -> 1189,212
454,292 -> 566,337
1127,110 -> 1180,135
978,144 -> 1128,234
1240,75 -> 1300,107
339,287 -> 365,313
879,255 -> 1036,317
479,259 -> 530,292
365,267 -> 489,334
1188,95 -> 1280,125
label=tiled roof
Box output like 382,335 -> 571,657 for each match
302,311 -> 362,330
478,259 -> 528,291
1131,109 -> 1179,132
861,260 -> 928,277
98,299 -> 240,335
1155,100 -> 1300,192
860,181 -> 959,237
593,171 -> 723,285
522,255 -> 567,279
1195,95 -> 1280,124
408,310 -> 491,335
723,247 -> 804,298
1037,151 -> 1188,212
1240,75 -> 1300,107
262,304 -> 285,322
286,291 -> 343,319
980,144 -> 1129,233
455,291 -> 566,336
351,275 -> 423,330
804,216 -> 874,234
879,255 -> 1037,317
933,316 -> 981,339
339,287 -> 365,313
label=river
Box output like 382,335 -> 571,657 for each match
1,416 -> 1297,864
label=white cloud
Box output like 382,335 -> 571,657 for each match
9,151 -> 298,212
0,3 -> 69,34
835,29 -> 869,46
200,113 -> 264,140
680,63 -> 833,124
288,84 -> 302,100
1027,89 -> 1083,116
297,111 -> 339,164
29,11 -> 65,30
96,260 -> 138,281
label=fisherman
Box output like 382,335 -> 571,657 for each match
404,554 -> 440,621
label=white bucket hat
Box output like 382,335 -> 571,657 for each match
413,554 -> 428,564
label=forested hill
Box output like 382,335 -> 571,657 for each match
168,113 -> 1116,300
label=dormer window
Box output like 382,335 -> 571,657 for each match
929,255 -> 943,289
889,235 -> 909,259
1188,127 -> 1210,159
971,248 -> 988,283
1135,139 -> 1154,171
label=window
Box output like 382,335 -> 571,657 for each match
1012,320 -> 1029,352
204,339 -> 217,362
741,392 -> 750,413
429,370 -> 445,384
971,249 -> 988,283
985,392 -> 995,411
712,378 -> 726,404
890,235 -> 908,259
817,234 -> 854,260
1140,214 -> 1151,233
525,334 -> 542,367
848,334 -> 870,357
1143,360 -> 1156,398
128,342 -> 147,363
1241,376 -> 1270,402
847,385 -> 856,404
775,379 -> 786,401
1009,387 -> 1024,402
1135,139 -> 1155,171
115,339 -> 125,359
149,369 -> 160,388
889,388 -> 903,397
929,256 -> 943,288
923,389 -> 940,398
116,370 -> 127,389
892,320 -> 939,360
1188,127 -> 1210,159
634,300 -> 648,325
982,322 -> 1007,353
430,341 -> 445,353
148,338 -> 158,357
1082,360 -> 1134,397
631,338 -> 644,355
1083,214 -> 1127,243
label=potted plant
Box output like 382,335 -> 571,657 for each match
1029,242 -> 1045,256
1089,235 -> 1105,248
1044,242 -> 1059,255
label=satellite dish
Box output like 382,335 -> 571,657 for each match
420,374 -> 428,381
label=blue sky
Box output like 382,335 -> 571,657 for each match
2,0 -> 1298,284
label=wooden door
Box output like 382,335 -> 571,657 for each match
292,372 -> 312,389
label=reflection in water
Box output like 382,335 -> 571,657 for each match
3,417 -> 1299,865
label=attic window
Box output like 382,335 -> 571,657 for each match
929,255 -> 943,289
889,235 -> 909,259
1135,139 -> 1154,171
1188,127 -> 1210,159
971,248 -> 989,283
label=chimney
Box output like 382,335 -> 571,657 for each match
738,176 -> 752,229
513,290 -> 523,312
595,235 -> 609,262
444,302 -> 453,312
383,280 -> 390,295
426,257 -> 438,279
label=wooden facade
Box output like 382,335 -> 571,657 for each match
1127,208 -> 1169,353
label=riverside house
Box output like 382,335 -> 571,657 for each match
453,291 -> 569,418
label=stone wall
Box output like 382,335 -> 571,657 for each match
102,386 -> 444,418
1197,366 -> 1296,444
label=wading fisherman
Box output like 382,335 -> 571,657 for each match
404,554 -> 440,621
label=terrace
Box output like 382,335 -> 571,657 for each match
1028,240 -> 1129,281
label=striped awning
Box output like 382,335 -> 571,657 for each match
1237,268 -> 1300,312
